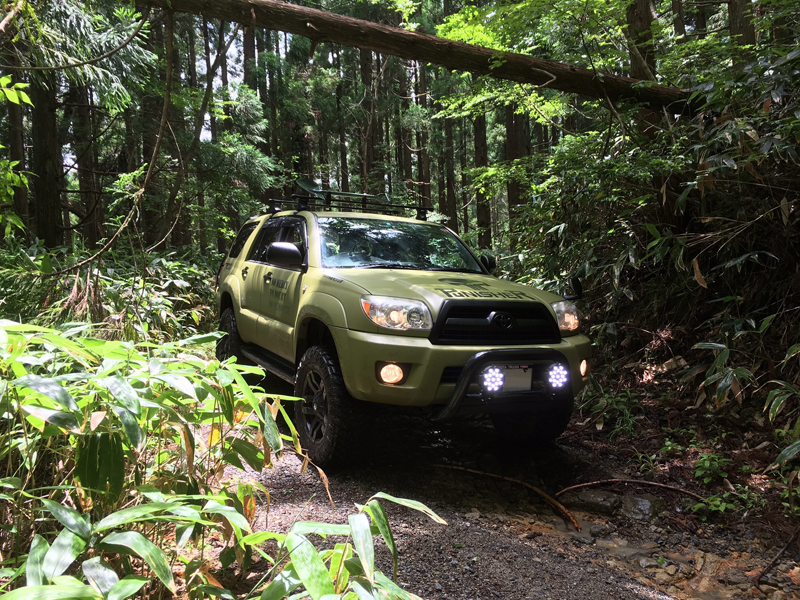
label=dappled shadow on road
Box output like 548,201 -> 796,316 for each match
247,376 -> 786,599
248,394 -> 672,600
257,370 -> 599,520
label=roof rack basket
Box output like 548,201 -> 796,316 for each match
270,177 -> 428,221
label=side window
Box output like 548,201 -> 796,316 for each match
247,219 -> 282,263
228,221 -> 258,259
280,217 -> 307,259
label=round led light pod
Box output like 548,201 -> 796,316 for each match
548,364 -> 569,388
482,366 -> 504,393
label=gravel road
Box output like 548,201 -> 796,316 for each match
244,409 -> 677,599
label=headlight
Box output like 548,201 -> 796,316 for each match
551,300 -> 580,334
361,296 -> 433,331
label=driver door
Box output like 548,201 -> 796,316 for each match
239,218 -> 282,343
258,216 -> 307,360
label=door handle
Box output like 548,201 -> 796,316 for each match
241,266 -> 249,280
264,272 -> 273,284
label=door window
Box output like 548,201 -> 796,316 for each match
247,219 -> 282,263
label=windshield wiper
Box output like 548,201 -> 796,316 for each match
426,266 -> 482,273
357,262 -> 420,269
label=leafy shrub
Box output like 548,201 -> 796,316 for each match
0,322 -> 439,599
693,452 -> 732,485
0,242 -> 219,340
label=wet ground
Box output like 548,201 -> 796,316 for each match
226,380 -> 799,599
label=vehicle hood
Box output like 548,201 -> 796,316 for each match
329,269 -> 563,314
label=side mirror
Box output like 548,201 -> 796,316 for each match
564,276 -> 583,300
479,254 -> 497,274
267,242 -> 305,270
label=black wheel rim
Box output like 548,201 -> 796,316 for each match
300,370 -> 328,444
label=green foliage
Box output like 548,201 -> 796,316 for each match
0,242 -> 218,340
692,484 -> 766,519
26,4 -> 155,111
0,323 -> 436,598
0,76 -> 32,106
692,342 -> 755,408
692,493 -> 737,517
580,389 -> 643,438
693,452 -> 732,485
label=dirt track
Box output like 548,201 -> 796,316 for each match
213,376 -> 797,600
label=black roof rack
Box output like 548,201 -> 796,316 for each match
266,177 -> 428,221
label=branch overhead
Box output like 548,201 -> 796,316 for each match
141,0 -> 689,109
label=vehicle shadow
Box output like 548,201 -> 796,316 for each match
254,370 -> 593,512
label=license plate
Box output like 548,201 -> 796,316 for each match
498,364 -> 532,392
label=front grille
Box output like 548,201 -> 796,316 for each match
440,366 -> 463,384
430,300 -> 560,346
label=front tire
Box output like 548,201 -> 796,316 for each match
216,307 -> 243,362
294,345 -> 354,467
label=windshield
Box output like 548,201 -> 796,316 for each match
317,217 -> 483,272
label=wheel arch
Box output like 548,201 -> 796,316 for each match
296,317 -> 338,365
219,290 -> 234,316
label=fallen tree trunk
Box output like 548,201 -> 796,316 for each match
142,0 -> 689,109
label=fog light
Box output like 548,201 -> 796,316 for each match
580,360 -> 588,377
379,363 -> 405,385
482,367 -> 504,393
548,364 -> 569,388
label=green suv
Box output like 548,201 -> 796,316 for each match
216,185 -> 591,465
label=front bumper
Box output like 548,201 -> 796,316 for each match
431,348 -> 574,421
329,327 -> 591,408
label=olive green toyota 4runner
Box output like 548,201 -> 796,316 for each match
216,184 -> 591,466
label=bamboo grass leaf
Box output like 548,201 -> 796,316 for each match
99,531 -> 176,592
40,499 -> 91,541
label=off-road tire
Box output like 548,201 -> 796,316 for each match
216,307 -> 243,362
294,345 -> 355,467
490,403 -> 572,447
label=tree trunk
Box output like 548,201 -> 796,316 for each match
729,0 -> 756,70
459,120 -> 468,234
255,28 -> 271,151
268,31 -> 279,157
415,62 -> 431,208
436,153 -> 445,217
474,110 -> 491,249
626,0 -> 657,81
243,24 -> 256,90
155,17 -> 238,249
398,61 -> 412,187
695,6 -> 707,39
319,128 -> 330,189
672,0 -> 686,39
219,21 -> 231,132
444,115 -> 457,232
31,73 -> 63,248
73,84 -> 103,248
359,48 -> 375,194
8,68 -> 27,227
334,48 -> 349,192
203,18 -> 218,143
144,0 -> 690,108
505,104 -> 522,211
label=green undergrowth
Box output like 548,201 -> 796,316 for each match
0,239 -> 218,341
0,321 -> 441,599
